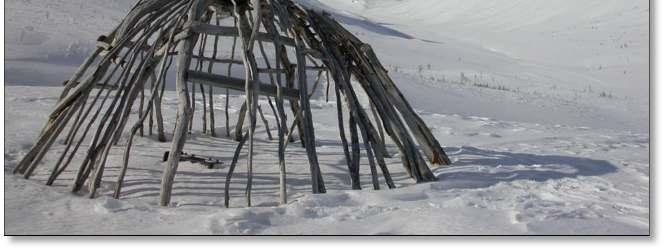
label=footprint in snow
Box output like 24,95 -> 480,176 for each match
208,209 -> 272,235
94,197 -> 133,214
389,191 -> 430,202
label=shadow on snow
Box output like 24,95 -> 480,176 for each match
433,146 -> 618,190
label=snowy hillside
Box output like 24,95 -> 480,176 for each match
3,0 -> 649,235
307,0 -> 649,132
4,0 -> 134,85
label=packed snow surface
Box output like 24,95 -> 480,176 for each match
4,0 -> 649,235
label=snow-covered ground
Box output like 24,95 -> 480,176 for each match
3,0 -> 649,235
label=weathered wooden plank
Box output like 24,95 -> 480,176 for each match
192,55 -> 243,65
187,70 -> 300,98
189,21 -> 295,47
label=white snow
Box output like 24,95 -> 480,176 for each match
3,0 -> 649,235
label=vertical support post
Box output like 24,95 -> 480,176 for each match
231,0 -> 262,207
160,0 -> 204,206
294,38 -> 326,194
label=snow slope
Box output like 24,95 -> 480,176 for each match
3,0 -> 650,235
4,0 -> 134,85
306,0 -> 649,132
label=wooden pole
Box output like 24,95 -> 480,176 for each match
160,0 -> 205,206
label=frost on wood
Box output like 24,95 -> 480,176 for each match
13,0 -> 451,207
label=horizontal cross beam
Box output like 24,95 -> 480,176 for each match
186,70 -> 300,98
192,55 -> 244,65
191,55 -> 328,73
189,22 -> 296,47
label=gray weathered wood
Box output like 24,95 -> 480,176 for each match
17,0 -> 449,208
187,71 -> 301,98
160,0 -> 205,206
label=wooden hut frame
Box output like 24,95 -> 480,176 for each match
13,0 -> 451,207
